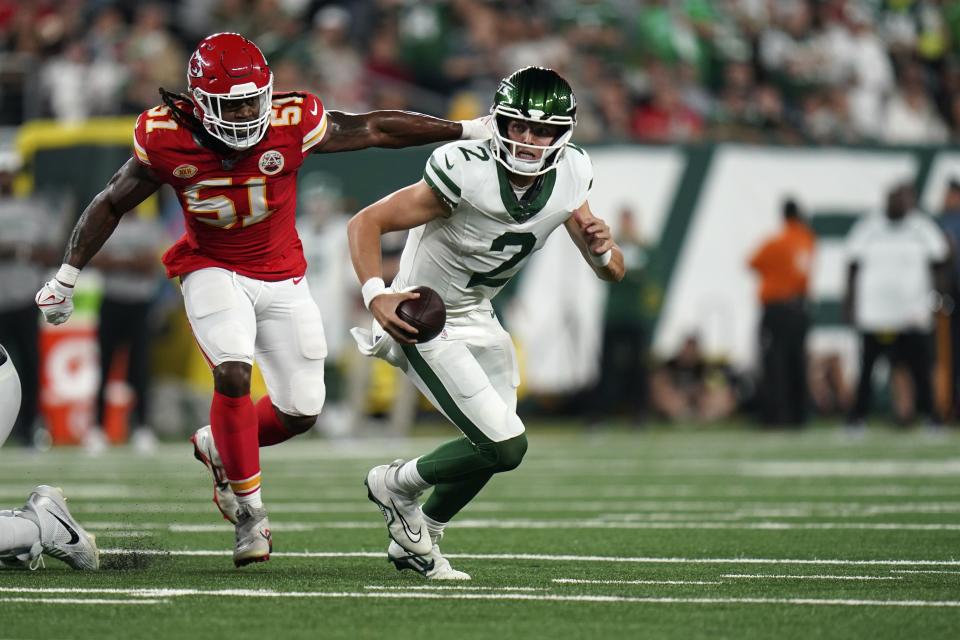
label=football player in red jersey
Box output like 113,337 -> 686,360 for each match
34,32 -> 491,567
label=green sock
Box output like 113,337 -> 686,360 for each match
423,470 -> 494,523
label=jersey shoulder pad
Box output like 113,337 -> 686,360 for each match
133,104 -> 184,167
564,143 -> 594,204
423,141 -> 489,210
276,91 -> 327,154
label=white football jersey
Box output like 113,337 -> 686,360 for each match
395,140 -> 593,317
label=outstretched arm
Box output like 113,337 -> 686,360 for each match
36,158 -> 161,325
347,180 -> 449,342
63,158 -> 162,269
314,110 -> 481,154
564,200 -> 625,282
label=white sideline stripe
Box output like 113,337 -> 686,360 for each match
364,586 -> 547,592
554,579 -> 723,586
737,460 -> 960,477
2,588 -> 958,608
99,548 -> 960,566
721,574 -> 902,581
0,597 -> 166,605
93,520 -> 960,533
892,570 -> 960,575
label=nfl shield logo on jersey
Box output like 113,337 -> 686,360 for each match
259,150 -> 284,175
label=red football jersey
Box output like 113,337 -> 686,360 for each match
133,92 -> 328,281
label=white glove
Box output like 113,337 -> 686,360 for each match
35,278 -> 75,325
350,320 -> 407,368
458,115 -> 494,141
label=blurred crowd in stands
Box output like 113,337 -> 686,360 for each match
2,0 -> 960,144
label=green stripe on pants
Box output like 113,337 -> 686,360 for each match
401,344 -> 490,445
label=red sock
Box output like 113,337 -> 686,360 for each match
256,396 -> 296,447
210,392 -> 260,492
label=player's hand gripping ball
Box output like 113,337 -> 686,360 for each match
396,286 -> 446,343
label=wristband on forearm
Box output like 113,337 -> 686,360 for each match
589,249 -> 613,268
55,263 -> 80,287
361,277 -> 387,310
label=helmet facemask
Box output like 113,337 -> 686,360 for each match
192,78 -> 273,151
492,108 -> 573,176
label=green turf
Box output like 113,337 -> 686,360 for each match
0,425 -> 958,639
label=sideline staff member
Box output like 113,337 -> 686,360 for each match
748,198 -> 815,427
844,184 -> 948,429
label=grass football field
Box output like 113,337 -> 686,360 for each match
0,424 -> 958,639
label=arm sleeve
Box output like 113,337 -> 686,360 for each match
300,93 -> 328,156
423,145 -> 464,213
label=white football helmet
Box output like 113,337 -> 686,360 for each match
0,344 -> 22,447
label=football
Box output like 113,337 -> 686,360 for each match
396,286 -> 446,343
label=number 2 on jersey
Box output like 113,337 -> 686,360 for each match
467,232 -> 536,288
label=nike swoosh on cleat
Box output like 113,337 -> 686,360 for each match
392,553 -> 435,575
47,511 -> 80,545
390,498 -> 422,543
292,276 -> 304,285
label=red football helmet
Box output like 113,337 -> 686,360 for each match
187,33 -> 273,150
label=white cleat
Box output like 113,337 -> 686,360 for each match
233,505 -> 272,568
365,460 -> 431,556
191,425 -> 239,524
18,486 -> 99,570
387,540 -> 471,580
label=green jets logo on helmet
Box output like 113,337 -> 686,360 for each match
491,67 -> 577,177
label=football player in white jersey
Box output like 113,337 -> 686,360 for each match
347,67 -> 624,579
0,345 -> 99,570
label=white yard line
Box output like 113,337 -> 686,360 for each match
85,520 -> 960,533
0,597 -> 167,605
99,548 -> 960,567
0,588 -> 956,608
721,574 -> 902,581
891,570 -> 960,575
553,579 -> 723,586
364,586 -> 547,591
737,460 -> 960,477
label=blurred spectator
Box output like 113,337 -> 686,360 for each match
632,64 -> 704,142
937,178 -> 960,418
3,0 -> 959,145
650,334 -> 737,424
0,151 -> 56,447
881,63 -> 949,144
297,5 -> 366,112
588,207 -> 650,427
844,184 -> 948,430
748,198 -> 815,427
87,211 -> 164,455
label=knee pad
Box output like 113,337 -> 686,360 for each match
488,432 -> 528,473
291,374 -> 326,416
